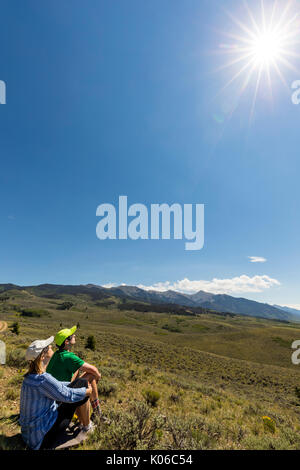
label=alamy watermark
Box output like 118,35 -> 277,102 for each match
0,340 -> 5,365
291,340 -> 300,364
291,80 -> 300,105
96,196 -> 204,251
0,80 -> 6,104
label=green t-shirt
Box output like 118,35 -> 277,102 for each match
47,350 -> 84,382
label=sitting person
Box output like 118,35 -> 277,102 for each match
20,336 -> 93,450
46,326 -> 102,419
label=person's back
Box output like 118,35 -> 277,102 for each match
47,326 -> 102,419
20,371 -> 89,449
20,372 -> 58,450
47,349 -> 84,381
19,336 -> 90,450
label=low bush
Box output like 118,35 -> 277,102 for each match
162,324 -> 181,333
57,302 -> 73,311
8,373 -> 24,386
169,393 -> 181,403
87,401 -> 165,450
165,415 -> 207,450
262,416 -> 276,434
295,386 -> 300,403
85,335 -> 96,351
5,388 -> 19,400
128,369 -> 139,381
20,308 -> 50,318
142,389 -> 160,407
100,365 -> 126,380
97,378 -> 118,397
11,322 -> 20,335
6,349 -> 27,368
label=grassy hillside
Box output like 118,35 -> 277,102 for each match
1,289 -> 300,450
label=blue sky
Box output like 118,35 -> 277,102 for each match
1,0 -> 300,307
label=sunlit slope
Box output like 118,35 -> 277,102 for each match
2,289 -> 300,450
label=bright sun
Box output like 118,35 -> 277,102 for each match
217,0 -> 300,118
251,31 -> 281,65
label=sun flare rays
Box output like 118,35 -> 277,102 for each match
215,0 -> 300,120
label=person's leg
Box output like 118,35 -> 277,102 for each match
77,372 -> 101,416
68,378 -> 92,425
77,373 -> 98,401
40,379 -> 89,449
75,400 -> 90,427
40,403 -> 79,449
40,414 -> 63,449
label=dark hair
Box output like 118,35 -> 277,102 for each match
58,341 -> 66,351
58,335 -> 72,351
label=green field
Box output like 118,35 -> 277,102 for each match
1,288 -> 300,450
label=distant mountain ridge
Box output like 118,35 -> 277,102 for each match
273,304 -> 300,316
0,282 -> 297,322
104,286 -> 294,321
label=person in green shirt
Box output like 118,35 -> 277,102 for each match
47,326 -> 102,420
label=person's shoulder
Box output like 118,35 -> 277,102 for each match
66,351 -> 84,367
42,372 -> 60,385
43,372 -> 55,380
65,350 -> 82,360
24,372 -> 47,386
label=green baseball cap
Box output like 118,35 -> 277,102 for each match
55,325 -> 77,346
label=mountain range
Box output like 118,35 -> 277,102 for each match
273,304 -> 300,317
0,283 -> 299,322
102,285 -> 298,321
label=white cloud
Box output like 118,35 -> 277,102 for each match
102,275 -> 280,296
101,283 -> 117,288
135,274 -> 280,295
248,256 -> 267,263
102,282 -> 126,288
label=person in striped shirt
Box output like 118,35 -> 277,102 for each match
19,336 -> 93,450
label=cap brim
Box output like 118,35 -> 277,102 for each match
44,336 -> 54,347
70,326 -> 77,335
25,336 -> 54,361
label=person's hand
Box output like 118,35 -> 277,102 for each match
93,371 -> 101,383
85,384 -> 93,397
96,372 -> 101,383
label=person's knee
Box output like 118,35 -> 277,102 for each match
71,377 -> 88,389
85,375 -> 97,385
79,378 -> 88,388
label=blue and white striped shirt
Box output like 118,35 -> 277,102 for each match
19,372 -> 86,450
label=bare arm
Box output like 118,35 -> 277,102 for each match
79,362 -> 101,381
71,369 -> 80,382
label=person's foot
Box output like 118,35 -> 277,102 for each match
72,418 -> 81,429
80,421 -> 95,434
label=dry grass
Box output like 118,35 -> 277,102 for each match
1,289 -> 300,450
